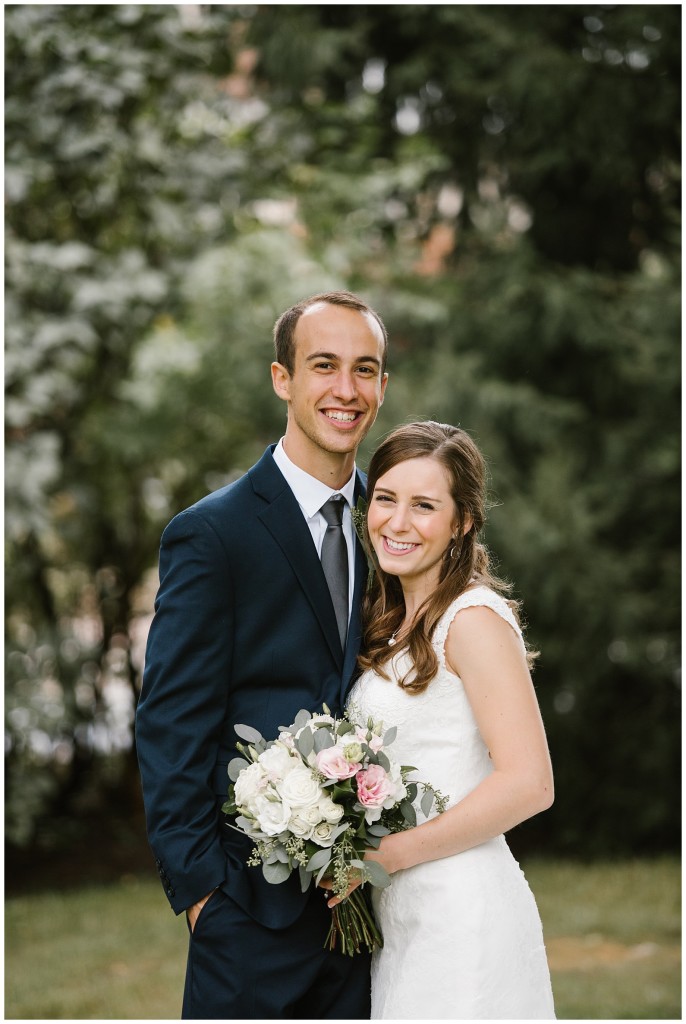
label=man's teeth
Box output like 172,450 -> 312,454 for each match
325,411 -> 358,422
385,538 -> 417,551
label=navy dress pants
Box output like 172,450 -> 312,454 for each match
182,885 -> 372,1020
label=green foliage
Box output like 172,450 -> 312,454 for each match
5,5 -> 679,857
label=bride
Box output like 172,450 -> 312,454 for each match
333,420 -> 556,1019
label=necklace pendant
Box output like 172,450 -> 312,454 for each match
388,635 -> 397,647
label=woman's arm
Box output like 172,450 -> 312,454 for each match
328,605 -> 553,905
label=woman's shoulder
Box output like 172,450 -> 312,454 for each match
434,585 -> 524,650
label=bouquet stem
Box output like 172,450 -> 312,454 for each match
325,887 -> 384,956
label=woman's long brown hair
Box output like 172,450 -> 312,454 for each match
358,421 -> 536,693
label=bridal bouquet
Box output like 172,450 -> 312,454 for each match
222,705 -> 447,956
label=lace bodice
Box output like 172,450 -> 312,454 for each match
348,586 -> 525,811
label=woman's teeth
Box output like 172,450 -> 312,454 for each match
385,538 -> 417,552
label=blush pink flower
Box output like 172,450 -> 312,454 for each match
355,764 -> 394,809
355,726 -> 384,753
315,745 -> 361,781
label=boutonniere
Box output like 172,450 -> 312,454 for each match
351,496 -> 376,591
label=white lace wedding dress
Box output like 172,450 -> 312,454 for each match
348,586 -> 555,1020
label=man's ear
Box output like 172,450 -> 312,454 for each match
271,361 -> 291,402
379,372 -> 389,406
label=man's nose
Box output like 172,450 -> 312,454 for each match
331,370 -> 357,401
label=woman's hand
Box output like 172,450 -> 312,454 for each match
318,836 -> 402,908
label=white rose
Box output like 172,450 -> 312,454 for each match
317,794 -> 345,824
258,741 -> 299,781
311,820 -> 337,847
277,764 -> 322,811
301,803 -> 327,827
288,814 -> 315,840
234,761 -> 269,811
252,793 -> 292,836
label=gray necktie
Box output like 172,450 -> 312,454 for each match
320,496 -> 349,649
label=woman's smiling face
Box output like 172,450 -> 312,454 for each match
367,456 -> 458,590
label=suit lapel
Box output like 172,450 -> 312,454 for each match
250,449 -> 343,667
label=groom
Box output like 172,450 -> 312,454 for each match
135,291 -> 389,1019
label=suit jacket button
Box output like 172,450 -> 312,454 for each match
167,887 -> 175,897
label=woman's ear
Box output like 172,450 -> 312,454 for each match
461,516 -> 473,536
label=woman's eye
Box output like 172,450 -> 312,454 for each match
416,502 -> 435,511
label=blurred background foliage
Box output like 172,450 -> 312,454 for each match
5,4 -> 680,876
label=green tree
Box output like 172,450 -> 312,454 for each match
5,4 -> 679,859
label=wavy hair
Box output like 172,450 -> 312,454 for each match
358,421 -> 536,693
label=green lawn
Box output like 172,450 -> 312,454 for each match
5,858 -> 681,1020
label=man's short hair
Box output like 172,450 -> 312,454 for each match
273,290 -> 388,375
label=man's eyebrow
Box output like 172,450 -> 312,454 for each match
305,351 -> 381,366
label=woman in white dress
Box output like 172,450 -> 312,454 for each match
333,421 -> 555,1020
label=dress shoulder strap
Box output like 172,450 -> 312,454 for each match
432,585 -> 525,670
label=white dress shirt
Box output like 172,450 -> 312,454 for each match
272,439 -> 357,617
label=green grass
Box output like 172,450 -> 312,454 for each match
527,858 -> 681,1020
5,859 -> 681,1019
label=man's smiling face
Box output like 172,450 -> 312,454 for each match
272,302 -> 388,469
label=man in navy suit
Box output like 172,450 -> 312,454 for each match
135,291 -> 389,1019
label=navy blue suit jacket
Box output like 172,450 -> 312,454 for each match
135,446 -> 368,928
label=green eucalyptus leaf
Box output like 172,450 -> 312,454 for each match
234,723 -> 263,744
296,728 -> 314,758
376,750 -> 391,771
299,865 -> 311,893
400,801 -> 417,826
421,789 -> 434,817
293,709 -> 312,730
364,859 -> 392,888
228,757 -> 250,781
307,848 -> 332,872
316,862 -> 331,886
383,726 -> 397,745
262,860 -> 291,884
313,728 -> 335,753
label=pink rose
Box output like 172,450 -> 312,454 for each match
315,746 -> 361,781
355,764 -> 394,809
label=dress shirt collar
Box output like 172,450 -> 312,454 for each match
273,439 -> 357,517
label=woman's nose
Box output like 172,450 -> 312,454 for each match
388,504 -> 410,532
